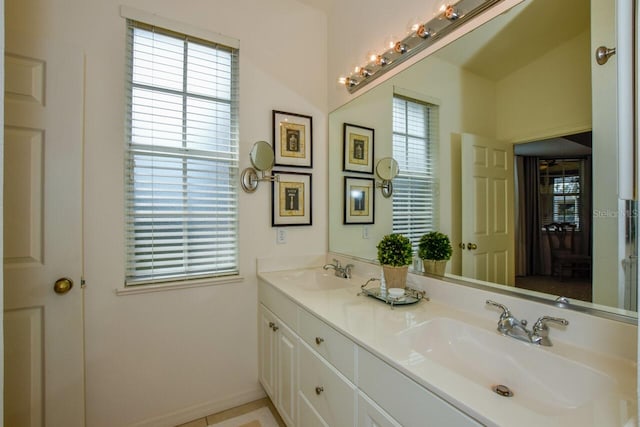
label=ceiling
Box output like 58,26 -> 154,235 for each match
435,0 -> 590,81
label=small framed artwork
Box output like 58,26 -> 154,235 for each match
344,176 -> 375,224
343,123 -> 374,174
272,171 -> 312,226
273,110 -> 313,168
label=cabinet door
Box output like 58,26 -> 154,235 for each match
276,321 -> 298,427
259,304 -> 277,399
298,392 -> 330,427
358,392 -> 401,427
299,341 -> 356,426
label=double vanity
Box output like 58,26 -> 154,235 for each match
257,256 -> 637,427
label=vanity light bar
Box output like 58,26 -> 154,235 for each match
339,0 -> 502,93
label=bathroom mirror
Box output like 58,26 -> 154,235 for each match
241,141 -> 276,193
329,0 -> 638,320
250,140 -> 275,171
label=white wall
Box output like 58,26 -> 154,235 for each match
7,0 -> 327,426
496,30 -> 592,142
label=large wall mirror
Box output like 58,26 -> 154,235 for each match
329,0 -> 638,320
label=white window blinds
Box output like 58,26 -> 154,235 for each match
539,159 -> 584,229
125,20 -> 239,285
392,95 -> 439,251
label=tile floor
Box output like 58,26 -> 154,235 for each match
176,398 -> 285,427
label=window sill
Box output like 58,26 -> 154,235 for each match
115,275 -> 244,296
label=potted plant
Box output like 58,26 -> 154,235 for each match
418,231 -> 452,276
377,233 -> 413,288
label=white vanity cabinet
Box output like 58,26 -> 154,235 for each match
357,392 -> 402,427
358,349 -> 481,427
298,340 -> 357,426
258,279 -> 479,427
258,303 -> 297,426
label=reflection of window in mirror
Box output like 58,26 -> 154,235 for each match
539,159 -> 586,229
391,95 -> 440,251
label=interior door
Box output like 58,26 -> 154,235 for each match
4,31 -> 85,426
461,133 -> 515,286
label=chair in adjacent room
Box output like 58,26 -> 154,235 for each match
543,222 -> 591,281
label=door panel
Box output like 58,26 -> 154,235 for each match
4,32 -> 85,427
461,133 -> 515,286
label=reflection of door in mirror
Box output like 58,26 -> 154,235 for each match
460,133 -> 514,286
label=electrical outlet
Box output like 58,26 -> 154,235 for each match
362,225 -> 370,239
277,228 -> 287,244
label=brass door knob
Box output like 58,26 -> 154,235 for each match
458,243 -> 466,249
467,243 -> 478,250
53,277 -> 73,294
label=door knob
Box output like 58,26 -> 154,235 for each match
53,277 -> 73,294
467,243 -> 478,250
595,46 -> 616,65
458,243 -> 466,249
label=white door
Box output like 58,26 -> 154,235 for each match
4,32 -> 85,426
461,133 -> 515,286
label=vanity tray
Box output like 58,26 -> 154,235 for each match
359,279 -> 428,308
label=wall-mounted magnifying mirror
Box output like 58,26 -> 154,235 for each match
375,157 -> 399,198
241,141 -> 277,193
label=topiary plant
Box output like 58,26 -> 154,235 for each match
377,233 -> 413,266
418,231 -> 452,261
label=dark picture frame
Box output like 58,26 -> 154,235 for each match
343,123 -> 374,174
273,110 -> 313,168
344,176 -> 374,224
272,171 -> 312,226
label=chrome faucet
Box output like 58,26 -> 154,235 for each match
486,300 -> 568,347
323,259 -> 354,279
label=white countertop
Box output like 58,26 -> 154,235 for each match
258,267 -> 638,427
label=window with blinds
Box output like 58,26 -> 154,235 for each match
125,20 -> 239,286
392,95 -> 439,252
539,159 -> 584,228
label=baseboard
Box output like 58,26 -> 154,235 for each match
128,387 -> 266,427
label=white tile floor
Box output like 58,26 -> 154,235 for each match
176,398 -> 285,427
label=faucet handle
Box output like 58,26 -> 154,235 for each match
533,316 -> 569,332
332,258 -> 342,268
486,300 -> 511,319
532,316 -> 568,346
344,264 -> 354,278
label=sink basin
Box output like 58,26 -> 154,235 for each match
276,269 -> 349,291
393,317 -> 616,415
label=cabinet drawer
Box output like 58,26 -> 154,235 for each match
299,341 -> 356,427
259,280 -> 298,331
357,348 -> 481,427
299,308 -> 356,381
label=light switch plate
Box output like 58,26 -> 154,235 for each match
277,228 -> 287,244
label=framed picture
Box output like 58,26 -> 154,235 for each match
273,110 -> 313,168
344,176 -> 374,224
343,123 -> 374,174
272,171 -> 312,226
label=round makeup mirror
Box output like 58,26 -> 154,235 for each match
376,157 -> 400,180
250,140 -> 275,171
241,141 -> 276,193
376,157 -> 399,198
